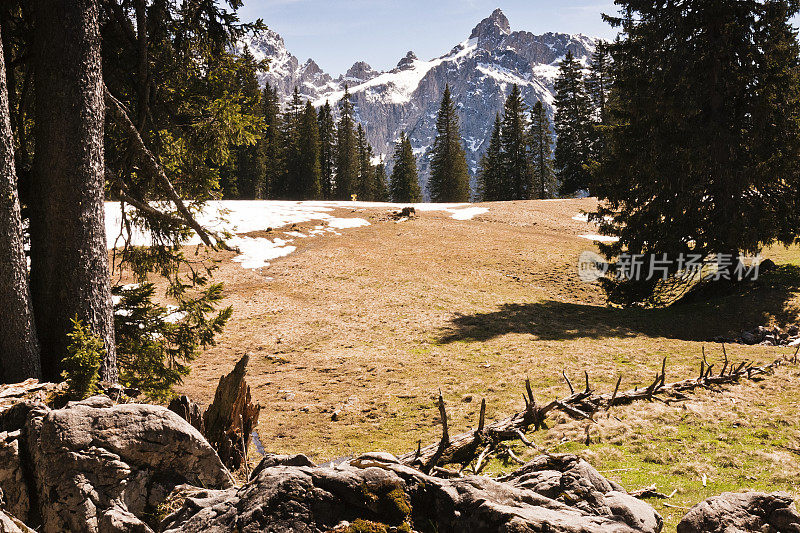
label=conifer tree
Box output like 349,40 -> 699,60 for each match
389,132 -> 421,203
586,43 -> 612,126
262,83 -> 283,199
317,101 -> 336,199
220,47 -> 264,199
596,0 -> 800,300
296,101 -> 321,199
373,162 -> 389,202
500,84 -> 533,200
586,43 -> 613,163
477,114 -> 503,201
428,85 -> 471,202
278,87 -> 304,199
356,124 -> 374,201
335,86 -> 359,199
554,51 -> 594,195
530,101 -> 555,199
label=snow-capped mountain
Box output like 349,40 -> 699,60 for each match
237,9 -> 596,196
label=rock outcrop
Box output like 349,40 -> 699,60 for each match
162,452 -> 663,533
0,381 -> 233,533
677,491 -> 800,533
5,380 -> 798,533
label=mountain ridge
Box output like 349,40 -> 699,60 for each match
236,9 -> 597,198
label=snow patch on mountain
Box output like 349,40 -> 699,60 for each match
237,9 -> 598,198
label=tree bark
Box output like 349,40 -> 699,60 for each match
30,0 -> 117,382
0,24 -> 40,383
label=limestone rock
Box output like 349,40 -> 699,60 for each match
0,431 -> 29,523
677,491 -> 800,533
25,398 -> 234,533
163,453 -> 662,533
0,510 -> 34,533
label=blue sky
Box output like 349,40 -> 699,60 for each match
235,1 -> 619,75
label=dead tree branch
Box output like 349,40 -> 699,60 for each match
400,351 -> 795,474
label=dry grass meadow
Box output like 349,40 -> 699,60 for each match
142,198 -> 800,531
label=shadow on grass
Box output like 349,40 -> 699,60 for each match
439,266 -> 800,343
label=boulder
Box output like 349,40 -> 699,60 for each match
499,454 -> 662,533
0,431 -> 29,523
163,453 -> 662,533
0,510 -> 34,533
677,491 -> 800,533
24,396 -> 234,533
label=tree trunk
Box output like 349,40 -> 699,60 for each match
30,0 -> 117,382
0,25 -> 40,383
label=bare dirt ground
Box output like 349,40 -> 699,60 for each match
159,199 -> 800,530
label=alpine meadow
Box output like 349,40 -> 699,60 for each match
2,2 -> 800,532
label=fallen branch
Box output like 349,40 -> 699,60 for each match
400,350 -> 795,474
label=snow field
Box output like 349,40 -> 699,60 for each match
105,200 -> 490,270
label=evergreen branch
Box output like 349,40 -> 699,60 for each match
103,84 -> 220,249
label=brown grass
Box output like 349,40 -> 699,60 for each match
133,198 -> 800,531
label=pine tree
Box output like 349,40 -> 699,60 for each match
477,114 -> 503,201
356,124 -> 374,201
529,101 -> 555,199
500,84 -> 533,200
297,101 -> 321,199
335,86 -> 359,200
428,85 -> 471,202
596,0 -> 800,300
262,84 -> 284,199
389,132 -> 421,203
373,162 -> 389,202
317,101 -> 336,199
554,51 -> 594,196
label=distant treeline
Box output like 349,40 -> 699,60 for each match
221,46 -> 610,203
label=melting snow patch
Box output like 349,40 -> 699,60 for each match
327,217 -> 370,229
578,234 -> 619,243
228,236 -> 297,270
572,213 -> 589,222
449,207 -> 488,220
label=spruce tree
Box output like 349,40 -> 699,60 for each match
297,101 -> 321,199
477,114 -> 502,201
262,84 -> 284,199
0,26 -> 40,381
279,87 -> 304,199
317,101 -> 336,199
335,86 -> 359,200
554,51 -> 594,195
428,85 -> 471,202
529,101 -> 555,199
373,162 -> 389,202
596,0 -> 800,298
356,124 -> 374,201
500,84 -> 533,200
586,43 -> 612,126
222,47 -> 264,199
389,132 -> 421,203
586,43 -> 613,163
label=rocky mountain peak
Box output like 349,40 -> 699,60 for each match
395,51 -> 419,71
302,59 -> 323,76
345,61 -> 378,82
470,8 -> 511,42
